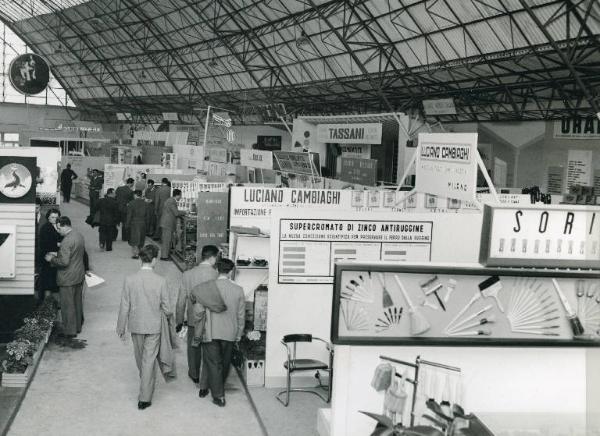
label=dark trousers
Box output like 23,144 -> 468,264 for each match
119,210 -> 129,241
99,225 -> 116,250
187,326 -> 202,380
199,340 -> 234,399
145,204 -> 156,236
61,184 -> 72,202
89,191 -> 100,214
59,282 -> 83,336
153,213 -> 162,239
160,226 -> 173,258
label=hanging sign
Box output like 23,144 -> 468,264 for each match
240,149 -> 273,170
340,158 -> 378,186
273,151 -> 319,175
414,133 -> 478,202
554,116 -> 600,139
162,112 -> 178,121
9,53 -> 50,95
567,150 -> 592,189
316,123 -> 382,144
480,204 -> 600,269
196,192 -> 229,254
208,147 -> 228,163
339,144 -> 371,159
422,98 -> 456,115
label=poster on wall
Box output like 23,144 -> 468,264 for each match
102,164 -> 162,193
196,192 -> 229,255
547,166 -> 564,195
567,149 -> 592,189
339,158 -> 378,186
0,224 -> 17,278
173,144 -> 204,170
240,149 -> 273,170
480,204 -> 600,269
277,218 -> 432,284
414,133 -> 478,202
316,123 -> 382,144
332,263 -> 600,346
0,157 -> 36,204
1,147 -> 59,204
554,116 -> 600,140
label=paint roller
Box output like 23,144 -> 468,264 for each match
393,274 -> 430,336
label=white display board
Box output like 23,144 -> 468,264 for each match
567,149 -> 592,189
173,144 -> 205,170
240,149 -> 273,170
414,133 -> 478,202
103,164 -> 162,193
0,224 -> 16,278
277,218 -> 432,283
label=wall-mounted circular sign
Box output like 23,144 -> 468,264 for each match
0,163 -> 33,198
9,53 -> 50,95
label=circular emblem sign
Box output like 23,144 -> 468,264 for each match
0,163 -> 33,198
9,53 -> 50,95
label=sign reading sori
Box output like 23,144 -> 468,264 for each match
316,123 -> 382,144
414,133 -> 478,202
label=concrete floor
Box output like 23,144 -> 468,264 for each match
8,200 -> 265,436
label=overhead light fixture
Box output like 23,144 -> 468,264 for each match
207,58 -> 218,68
140,71 -> 147,79
296,30 -> 310,48
77,77 -> 83,85
54,43 -> 64,53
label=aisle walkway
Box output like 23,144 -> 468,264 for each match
8,201 -> 264,436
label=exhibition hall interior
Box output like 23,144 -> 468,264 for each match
1,1 -> 600,435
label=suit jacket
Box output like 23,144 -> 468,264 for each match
210,278 -> 246,342
49,229 -> 86,287
115,185 -> 134,213
60,168 -> 77,186
154,185 -> 171,216
117,269 -> 170,334
95,196 -> 119,226
126,198 -> 147,226
159,197 -> 185,229
144,185 -> 157,203
176,263 -> 218,326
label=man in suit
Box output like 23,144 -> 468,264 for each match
153,178 -> 171,241
176,245 -> 219,383
115,178 -> 134,242
144,179 -> 157,237
127,190 -> 147,259
159,188 -> 186,260
88,169 -> 103,215
116,245 -> 170,410
94,188 -> 119,251
60,163 -> 78,203
46,216 -> 86,338
198,258 -> 245,406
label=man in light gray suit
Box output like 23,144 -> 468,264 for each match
117,245 -> 170,410
198,258 -> 245,406
46,216 -> 86,338
159,188 -> 186,260
176,245 -> 219,383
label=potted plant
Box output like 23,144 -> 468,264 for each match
238,330 -> 266,387
1,339 -> 37,387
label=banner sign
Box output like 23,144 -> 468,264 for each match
208,147 -> 228,163
480,204 -> 600,268
240,149 -> 273,170
422,98 -> 456,115
554,116 -> 600,139
278,218 -> 432,284
339,144 -> 371,159
162,112 -> 178,121
196,192 -> 229,254
316,123 -> 382,144
567,149 -> 592,189
273,151 -> 319,175
340,157 -> 378,186
415,133 -> 478,202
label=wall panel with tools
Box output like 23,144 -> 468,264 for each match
332,263 -> 600,346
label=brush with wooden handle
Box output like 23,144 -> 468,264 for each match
551,278 -> 584,337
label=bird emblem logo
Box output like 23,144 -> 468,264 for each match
0,163 -> 32,198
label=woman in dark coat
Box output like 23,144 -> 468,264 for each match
126,190 -> 147,259
38,208 -> 62,298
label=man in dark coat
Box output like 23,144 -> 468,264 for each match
144,179 -> 157,237
88,169 -> 103,215
153,178 -> 171,241
95,188 -> 119,251
60,163 -> 78,203
115,178 -> 135,242
126,190 -> 147,259
160,189 -> 186,260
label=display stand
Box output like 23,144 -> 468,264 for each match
230,230 -> 270,301
171,214 -> 198,272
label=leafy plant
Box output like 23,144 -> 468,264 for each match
1,339 -> 36,374
239,330 -> 266,360
14,317 -> 46,343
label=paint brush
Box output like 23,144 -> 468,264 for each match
448,328 -> 492,337
419,275 -> 446,311
450,315 -> 496,333
446,304 -> 492,333
552,278 -> 585,337
376,273 -> 394,308
512,329 -> 560,336
444,292 -> 481,333
444,279 -> 457,303
478,276 -> 504,312
393,274 -> 430,336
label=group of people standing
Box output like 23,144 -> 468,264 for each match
91,175 -> 185,259
117,244 -> 245,410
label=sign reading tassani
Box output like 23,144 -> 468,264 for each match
316,123 -> 382,144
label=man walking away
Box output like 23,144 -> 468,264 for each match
127,190 -> 147,259
88,169 -> 103,215
46,216 -> 86,338
95,188 -> 119,251
153,178 -> 171,241
144,179 -> 157,236
116,245 -> 171,410
175,245 -> 219,383
115,178 -> 134,241
159,188 -> 185,260
60,163 -> 78,203
198,258 -> 245,407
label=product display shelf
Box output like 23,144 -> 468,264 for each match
171,214 -> 198,272
230,230 -> 270,301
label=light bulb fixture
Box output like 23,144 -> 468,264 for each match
54,43 -> 64,53
296,30 -> 310,48
76,77 -> 83,85
208,58 -> 218,68
140,71 -> 147,79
